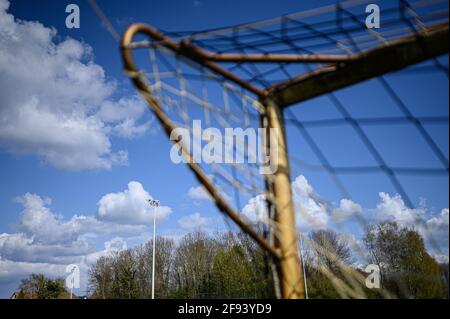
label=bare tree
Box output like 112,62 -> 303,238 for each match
172,232 -> 217,298
310,230 -> 353,272
88,256 -> 114,299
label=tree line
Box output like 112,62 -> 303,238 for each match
87,221 -> 448,299
88,231 -> 273,299
15,221 -> 448,299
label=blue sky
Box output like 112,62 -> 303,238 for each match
0,0 -> 448,298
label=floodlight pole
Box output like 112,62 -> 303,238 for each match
264,99 -> 305,299
299,237 -> 309,299
148,199 -> 160,299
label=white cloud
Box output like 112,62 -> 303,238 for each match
15,193 -> 80,245
375,192 -> 421,225
373,193 -> 446,243
0,258 -> 67,283
423,208 -> 449,253
240,174 -> 448,259
70,215 -> 147,238
13,193 -> 148,246
333,198 -> 363,221
365,193 -> 449,257
0,180 -> 172,296
339,199 -> 363,215
0,233 -> 92,264
292,175 -> 330,231
426,208 -> 449,236
292,175 -> 314,198
242,175 -> 330,231
1,180 -> 170,267
97,181 -> 172,225
0,233 -> 129,297
98,97 -> 151,139
177,213 -> 210,231
433,254 -> 449,264
104,237 -> 127,251
242,194 -> 268,224
187,185 -> 212,201
0,0 -> 150,170
82,237 -> 127,265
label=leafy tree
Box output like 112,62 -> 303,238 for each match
18,273 -> 68,299
364,221 -> 442,298
111,249 -> 141,298
438,263 -> 449,298
235,232 -> 275,298
210,246 -> 256,298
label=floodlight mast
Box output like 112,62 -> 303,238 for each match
148,199 -> 160,299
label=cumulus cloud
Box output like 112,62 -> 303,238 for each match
332,198 -> 363,221
82,237 -> 127,265
375,192 -> 422,225
70,215 -> 147,238
433,254 -> 449,264
0,258 -> 67,284
0,233 -> 128,297
0,180 -> 172,297
241,175 -> 331,231
97,181 -> 172,225
13,192 -> 147,247
177,213 -> 210,231
240,174 -> 448,258
242,195 -> 268,224
425,208 -> 449,244
15,193 -> 80,245
0,0 -> 150,170
292,175 -> 330,231
98,97 -> 152,139
371,193 -> 448,253
0,233 -> 92,264
1,181 -> 170,266
187,185 -> 212,202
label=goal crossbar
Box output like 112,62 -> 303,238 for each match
122,22 -> 449,107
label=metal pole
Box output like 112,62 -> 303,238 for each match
299,237 -> 309,299
264,99 -> 305,299
152,205 -> 156,299
148,199 -> 159,299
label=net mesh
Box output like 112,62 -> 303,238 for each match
161,0 -> 448,88
121,0 -> 449,298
